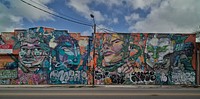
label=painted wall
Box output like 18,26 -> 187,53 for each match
0,27 -> 92,85
0,27 -> 197,85
94,33 -> 196,85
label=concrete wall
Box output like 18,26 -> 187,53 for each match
0,27 -> 92,85
94,33 -> 196,85
0,27 -> 197,85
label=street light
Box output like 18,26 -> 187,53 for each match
90,14 -> 96,87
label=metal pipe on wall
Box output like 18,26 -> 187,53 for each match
197,50 -> 200,85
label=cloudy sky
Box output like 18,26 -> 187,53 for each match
0,0 -> 200,35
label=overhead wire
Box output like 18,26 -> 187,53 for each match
29,0 -> 91,25
96,26 -> 120,33
29,0 -> 48,9
21,0 -> 121,33
20,0 -> 92,27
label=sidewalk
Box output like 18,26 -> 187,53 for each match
0,84 -> 199,88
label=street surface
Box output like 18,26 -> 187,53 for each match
0,87 -> 200,99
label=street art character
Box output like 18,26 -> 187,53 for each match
52,31 -> 81,70
18,31 -> 48,73
99,33 -> 133,73
144,34 -> 172,84
102,34 -> 129,67
11,27 -> 51,85
95,33 -> 144,84
145,34 -> 172,72
170,35 -> 196,85
49,31 -> 87,84
19,39 -> 45,73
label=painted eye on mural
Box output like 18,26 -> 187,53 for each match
61,47 -> 70,51
34,48 -> 42,56
112,39 -> 121,44
60,46 -> 74,56
19,50 -> 26,56
35,48 -> 41,51
21,47 -> 30,52
147,45 -> 154,52
21,48 -> 26,51
61,47 -> 72,52
63,48 -> 70,52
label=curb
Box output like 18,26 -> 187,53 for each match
0,85 -> 94,88
0,85 -> 199,88
101,85 -> 181,88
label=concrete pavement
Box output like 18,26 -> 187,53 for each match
0,84 -> 199,88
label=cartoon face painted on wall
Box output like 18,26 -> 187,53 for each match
145,34 -> 172,72
19,32 -> 47,73
54,34 -> 81,69
102,34 -> 128,67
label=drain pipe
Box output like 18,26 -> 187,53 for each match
197,50 -> 200,85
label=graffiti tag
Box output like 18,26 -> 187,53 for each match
50,70 -> 87,84
130,71 -> 156,84
0,69 -> 17,79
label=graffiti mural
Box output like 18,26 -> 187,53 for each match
94,33 -> 146,84
10,27 -> 52,84
170,34 -> 196,84
145,34 -> 172,84
0,27 -> 92,85
144,34 -> 196,85
0,69 -> 17,79
0,33 -> 18,85
49,31 -> 90,84
0,27 -> 197,85
94,33 -> 196,85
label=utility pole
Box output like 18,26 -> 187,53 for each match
195,26 -> 200,85
90,14 -> 96,87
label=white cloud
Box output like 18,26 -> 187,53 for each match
96,0 -> 122,8
113,18 -> 119,24
67,0 -> 125,24
67,0 -> 105,22
97,0 -> 162,10
66,0 -> 163,32
129,0 -> 200,33
10,0 -> 55,21
92,11 -> 105,22
125,13 -> 141,24
128,0 -> 162,10
0,0 -> 55,32
95,0 -> 160,10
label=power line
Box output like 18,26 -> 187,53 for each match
29,0 -> 91,25
20,0 -> 92,27
29,0 -> 48,9
21,0 -> 121,33
96,26 -> 120,33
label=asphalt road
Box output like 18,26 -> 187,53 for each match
0,87 -> 200,99
0,95 -> 200,99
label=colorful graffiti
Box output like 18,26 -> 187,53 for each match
10,27 -> 52,84
0,27 -> 197,85
0,27 -> 92,85
145,34 -> 172,84
49,30 -> 89,84
170,34 -> 196,84
94,33 -> 196,85
129,71 -> 156,84
0,69 -> 17,79
94,33 -> 146,84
